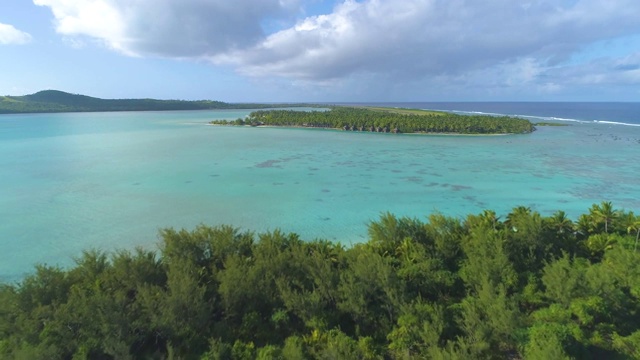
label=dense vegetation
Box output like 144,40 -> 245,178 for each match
0,90 -> 309,114
2,202 -> 639,359
211,107 -> 535,134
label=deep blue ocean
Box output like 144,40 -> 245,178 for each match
1,102 -> 639,282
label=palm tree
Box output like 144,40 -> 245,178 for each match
480,209 -> 501,231
626,215 -> 640,252
590,201 -> 619,234
505,206 -> 532,232
548,210 -> 574,235
545,210 -> 577,255
585,233 -> 617,261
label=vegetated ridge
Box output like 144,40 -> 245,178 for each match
0,90 -> 311,114
2,202 -> 639,359
212,106 -> 535,134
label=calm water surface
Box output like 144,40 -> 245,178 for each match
1,105 -> 639,282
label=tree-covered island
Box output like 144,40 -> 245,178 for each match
210,107 -> 535,135
2,202 -> 640,359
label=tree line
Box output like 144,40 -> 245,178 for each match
211,107 -> 535,134
1,202 -> 639,359
0,90 -> 314,114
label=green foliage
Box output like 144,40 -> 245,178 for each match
525,323 -> 572,360
200,338 -> 232,360
460,228 -> 518,292
387,301 -> 446,358
281,336 -> 306,360
612,330 -> 640,358
1,203 -> 639,359
337,246 -> 401,340
457,278 -> 521,356
542,253 -> 589,307
0,90 -> 314,114
212,106 -> 535,135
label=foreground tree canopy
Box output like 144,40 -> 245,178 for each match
211,107 -> 535,134
2,202 -> 640,359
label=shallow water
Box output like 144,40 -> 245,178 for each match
1,108 -> 639,282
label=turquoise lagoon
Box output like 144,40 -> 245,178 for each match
1,108 -> 639,282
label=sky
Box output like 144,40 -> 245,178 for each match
1,0 -> 640,102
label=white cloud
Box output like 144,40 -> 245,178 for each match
34,0 -> 301,57
33,0 -> 640,97
544,51 -> 640,87
0,23 -> 32,45
215,0 -> 640,82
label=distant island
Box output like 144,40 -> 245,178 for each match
211,107 -> 536,135
2,91 -> 536,134
0,90 -> 311,114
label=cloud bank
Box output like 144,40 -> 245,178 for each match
34,0 -> 301,57
34,0 -> 640,97
0,23 -> 32,45
218,0 -> 640,81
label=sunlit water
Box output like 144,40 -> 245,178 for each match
1,105 -> 639,282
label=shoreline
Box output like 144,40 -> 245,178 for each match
207,123 -> 517,136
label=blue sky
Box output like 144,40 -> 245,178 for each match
1,0 -> 640,102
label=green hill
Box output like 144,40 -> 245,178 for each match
0,90 -> 305,114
